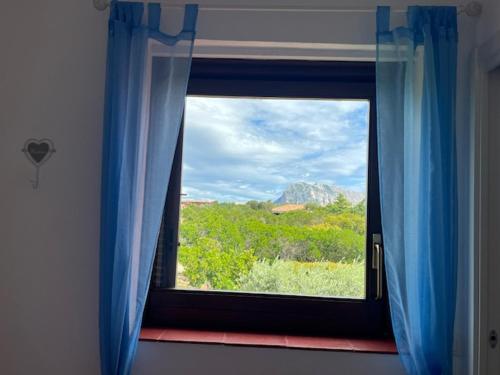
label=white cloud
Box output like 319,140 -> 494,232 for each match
181,97 -> 369,202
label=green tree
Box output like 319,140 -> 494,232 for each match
328,193 -> 352,214
353,199 -> 366,216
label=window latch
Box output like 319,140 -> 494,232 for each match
372,234 -> 383,300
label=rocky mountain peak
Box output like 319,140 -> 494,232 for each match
274,182 -> 365,206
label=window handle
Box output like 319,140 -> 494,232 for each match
372,234 -> 383,300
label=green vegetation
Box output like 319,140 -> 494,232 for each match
239,260 -> 364,298
177,194 -> 366,298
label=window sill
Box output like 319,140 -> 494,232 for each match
140,328 -> 397,354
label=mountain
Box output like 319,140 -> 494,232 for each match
274,182 -> 365,206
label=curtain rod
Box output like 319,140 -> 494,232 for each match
93,0 -> 482,16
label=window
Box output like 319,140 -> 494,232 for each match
144,59 -> 391,338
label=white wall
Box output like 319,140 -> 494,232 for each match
483,66 -> 500,375
476,0 -> 500,45
134,342 -> 404,375
474,1 -> 500,374
0,0 -> 106,374
0,0 -> 474,374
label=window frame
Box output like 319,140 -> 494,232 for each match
144,58 -> 391,338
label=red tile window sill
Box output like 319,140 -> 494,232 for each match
140,328 -> 397,354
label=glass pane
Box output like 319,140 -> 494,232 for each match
176,96 -> 369,299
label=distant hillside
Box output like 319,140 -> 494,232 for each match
274,182 -> 365,206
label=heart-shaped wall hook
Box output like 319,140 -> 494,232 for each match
22,139 -> 55,167
22,138 -> 56,189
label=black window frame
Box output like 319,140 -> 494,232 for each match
144,58 -> 391,338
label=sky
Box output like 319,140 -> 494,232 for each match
181,96 -> 369,203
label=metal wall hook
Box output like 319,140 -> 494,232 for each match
30,167 -> 40,189
22,139 -> 56,190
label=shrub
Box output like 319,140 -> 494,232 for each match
177,201 -> 367,291
178,238 -> 256,290
238,260 -> 365,298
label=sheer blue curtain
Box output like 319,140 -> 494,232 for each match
376,6 -> 458,375
99,2 -> 197,374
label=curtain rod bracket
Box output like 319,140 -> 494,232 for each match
459,1 -> 483,17
94,0 -> 110,11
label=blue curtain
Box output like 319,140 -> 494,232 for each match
376,6 -> 458,375
99,2 -> 197,374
